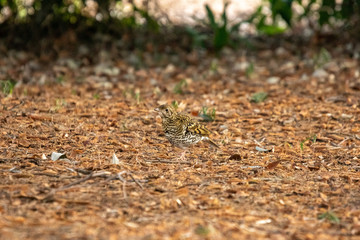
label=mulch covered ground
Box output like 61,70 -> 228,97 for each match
1,39 -> 360,239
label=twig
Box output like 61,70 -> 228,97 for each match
145,159 -> 192,165
42,170 -> 144,201
126,172 -> 144,189
118,171 -> 128,198
42,172 -> 94,201
117,171 -> 144,198
338,138 -> 349,146
58,172 -> 94,191
240,165 -> 264,170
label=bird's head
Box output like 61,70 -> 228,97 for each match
154,104 -> 177,119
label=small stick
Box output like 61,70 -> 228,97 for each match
126,172 -> 144,190
42,170 -> 144,200
145,159 -> 192,165
58,172 -> 94,191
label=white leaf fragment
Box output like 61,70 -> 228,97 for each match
255,146 -> 270,152
255,219 -> 272,225
112,153 -> 120,164
51,152 -> 65,161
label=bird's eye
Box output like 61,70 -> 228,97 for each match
165,108 -> 169,112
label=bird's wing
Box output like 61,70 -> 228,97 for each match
179,114 -> 211,136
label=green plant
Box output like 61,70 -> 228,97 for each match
199,106 -> 216,122
93,93 -> 100,100
248,0 -> 360,35
314,47 -> 331,69
250,92 -> 268,103
194,225 -> 210,236
269,0 -> 293,27
186,2 -> 243,52
51,98 -> 67,112
300,134 -> 317,151
210,59 -> 218,73
246,62 -> 254,78
56,75 -> 65,84
0,79 -> 16,96
205,3 -> 242,51
318,211 -> 340,224
134,89 -> 141,104
171,100 -> 179,110
173,79 -> 187,94
246,4 -> 287,35
185,26 -> 208,49
122,88 -> 141,103
133,6 -> 160,33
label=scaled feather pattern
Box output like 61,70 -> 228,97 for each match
155,104 -> 219,149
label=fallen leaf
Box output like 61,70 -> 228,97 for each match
255,146 -> 271,152
228,154 -> 242,160
111,153 -> 120,164
51,152 -> 66,161
265,160 -> 281,170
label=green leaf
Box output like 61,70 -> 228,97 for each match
260,24 -> 286,35
246,6 -> 263,24
93,93 -> 100,100
300,141 -> 304,151
0,79 -> 16,96
319,9 -> 330,25
221,2 -> 229,28
340,0 -> 354,19
134,6 -> 159,32
171,100 -> 178,110
318,211 -> 340,224
230,21 -> 242,33
250,92 -> 268,103
246,62 -> 254,78
270,0 -> 294,26
195,225 -> 210,236
185,27 -> 207,48
314,47 -> 331,68
214,26 -> 229,51
205,4 -> 217,30
173,79 -> 187,94
322,0 -> 336,9
300,134 -> 317,151
199,106 -> 216,122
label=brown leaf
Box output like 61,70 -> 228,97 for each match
265,160 -> 281,170
28,114 -> 52,121
228,154 -> 242,161
308,165 -> 320,171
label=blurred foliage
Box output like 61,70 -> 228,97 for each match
199,106 -> 216,122
204,3 -> 241,51
314,47 -> 332,69
185,3 -> 243,52
249,0 -> 360,35
0,79 -> 16,96
0,0 -> 161,49
0,0 -> 359,52
250,92 -> 268,103
318,210 -> 340,224
173,79 -> 188,94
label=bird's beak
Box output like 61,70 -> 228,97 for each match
154,107 -> 159,112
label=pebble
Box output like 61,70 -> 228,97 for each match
312,68 -> 328,78
267,76 -> 280,84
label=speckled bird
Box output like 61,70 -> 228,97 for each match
155,104 -> 219,160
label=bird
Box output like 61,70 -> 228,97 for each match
154,104 -> 219,160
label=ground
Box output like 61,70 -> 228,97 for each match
0,38 -> 360,240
